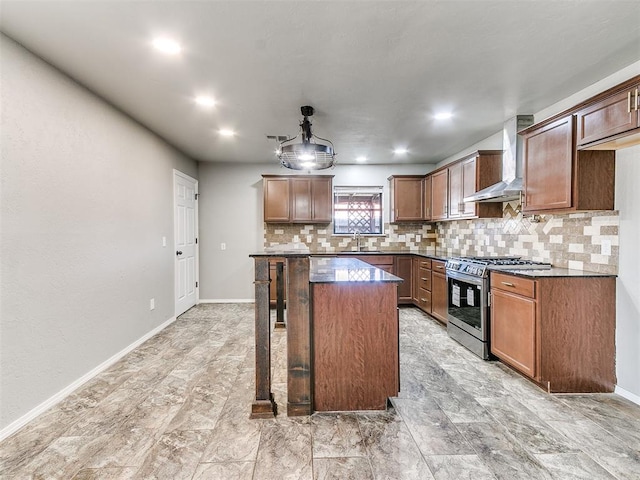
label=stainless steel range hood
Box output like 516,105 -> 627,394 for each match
464,115 -> 534,203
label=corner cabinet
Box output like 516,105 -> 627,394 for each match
490,271 -> 616,393
263,175 -> 333,223
389,175 -> 425,222
394,256 -> 413,304
521,115 -> 615,214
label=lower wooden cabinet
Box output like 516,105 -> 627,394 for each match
490,271 -> 616,393
490,283 -> 537,378
394,256 -> 413,304
430,260 -> 448,324
412,257 -> 432,313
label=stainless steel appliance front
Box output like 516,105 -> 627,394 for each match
446,269 -> 490,359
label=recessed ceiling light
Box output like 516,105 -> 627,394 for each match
219,129 -> 235,137
393,148 -> 408,155
434,112 -> 453,120
195,96 -> 216,108
356,156 -> 367,163
152,37 -> 182,55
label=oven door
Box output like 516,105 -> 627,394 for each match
446,270 -> 488,341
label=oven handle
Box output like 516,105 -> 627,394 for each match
445,270 -> 484,286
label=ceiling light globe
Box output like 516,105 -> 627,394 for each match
152,37 -> 182,55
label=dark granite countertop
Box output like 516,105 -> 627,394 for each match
312,249 -> 449,262
309,257 -> 403,284
490,267 -> 617,279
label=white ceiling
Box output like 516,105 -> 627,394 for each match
1,1 -> 639,166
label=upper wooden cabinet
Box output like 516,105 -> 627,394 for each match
523,115 -> 575,212
263,176 -> 290,222
522,115 -> 615,214
430,170 -> 448,221
388,175 -> 424,222
576,82 -> 640,147
428,150 -> 502,221
263,175 -> 333,223
423,175 -> 432,222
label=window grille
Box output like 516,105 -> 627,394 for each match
333,186 -> 383,235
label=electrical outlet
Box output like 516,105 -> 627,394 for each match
221,243 -> 226,250
150,298 -> 155,310
415,234 -> 421,242
601,239 -> 612,256
162,236 -> 167,247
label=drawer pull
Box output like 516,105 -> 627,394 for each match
421,298 -> 428,302
501,281 -> 515,287
421,277 -> 429,281
435,265 -> 444,270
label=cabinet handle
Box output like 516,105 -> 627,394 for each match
421,298 -> 428,302
635,88 -> 639,111
628,91 -> 632,113
501,281 -> 515,287
421,277 -> 428,281
435,265 -> 444,270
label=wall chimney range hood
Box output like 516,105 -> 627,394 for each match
464,115 -> 534,203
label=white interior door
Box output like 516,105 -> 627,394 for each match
174,170 -> 198,316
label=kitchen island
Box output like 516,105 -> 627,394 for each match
248,252 -> 402,417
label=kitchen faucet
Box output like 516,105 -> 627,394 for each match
353,230 -> 362,251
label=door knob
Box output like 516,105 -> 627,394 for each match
176,250 -> 183,256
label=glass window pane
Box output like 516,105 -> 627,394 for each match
333,189 -> 383,235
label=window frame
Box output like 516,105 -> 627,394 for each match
332,186 -> 384,236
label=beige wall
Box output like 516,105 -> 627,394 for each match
0,35 -> 198,432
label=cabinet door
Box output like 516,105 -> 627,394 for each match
461,157 -> 478,217
390,177 -> 424,222
412,257 -> 422,304
311,177 -> 332,222
448,162 -> 463,218
423,176 -> 432,221
264,177 -> 290,222
490,289 -> 536,378
523,115 -> 574,212
394,256 -> 413,304
576,86 -> 640,146
291,178 -> 312,222
430,170 -> 449,220
430,261 -> 447,324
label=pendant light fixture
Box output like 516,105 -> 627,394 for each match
278,106 -> 336,170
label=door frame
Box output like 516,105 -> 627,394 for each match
173,169 -> 199,315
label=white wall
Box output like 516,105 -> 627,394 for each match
197,162 -> 432,301
0,35 -> 198,432
615,145 -> 640,400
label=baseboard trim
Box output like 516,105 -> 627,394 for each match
198,299 -> 255,304
0,315 -> 177,442
615,385 -> 640,406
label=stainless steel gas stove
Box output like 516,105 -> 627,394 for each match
445,256 -> 551,359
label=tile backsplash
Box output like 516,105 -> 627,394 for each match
264,201 -> 618,274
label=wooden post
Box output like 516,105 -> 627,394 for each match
286,256 -> 313,415
274,261 -> 286,329
250,256 -> 277,418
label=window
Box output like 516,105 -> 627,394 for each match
333,186 -> 383,235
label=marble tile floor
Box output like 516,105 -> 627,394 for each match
1,303 -> 639,479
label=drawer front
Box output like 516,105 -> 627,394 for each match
418,268 -> 431,291
431,260 -> 446,274
417,288 -> 432,312
417,258 -> 432,270
353,255 -> 394,266
491,272 -> 535,298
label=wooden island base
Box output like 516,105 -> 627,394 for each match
312,280 -> 400,411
